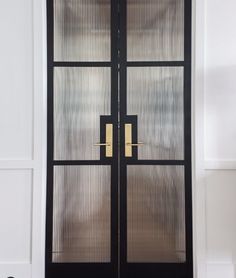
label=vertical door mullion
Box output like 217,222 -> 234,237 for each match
111,0 -> 119,274
119,0 -> 128,274
184,0 -> 193,275
46,0 -> 54,266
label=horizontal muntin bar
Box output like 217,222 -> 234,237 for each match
126,61 -> 185,67
52,160 -> 112,166
52,61 -> 112,67
125,160 -> 185,165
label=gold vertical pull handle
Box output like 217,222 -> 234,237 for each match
94,123 -> 113,157
105,123 -> 113,157
125,123 -> 144,157
125,123 -> 132,157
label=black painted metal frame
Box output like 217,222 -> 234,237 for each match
119,1 -> 192,278
46,0 -> 192,277
46,0 -> 118,277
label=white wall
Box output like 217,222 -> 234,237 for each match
0,0 -> 235,278
0,0 -> 33,277
0,0 -> 46,278
204,0 -> 236,277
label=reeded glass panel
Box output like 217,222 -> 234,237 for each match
127,0 -> 184,61
54,0 -> 111,61
54,67 -> 110,160
52,165 -> 111,262
127,67 -> 184,160
127,165 -> 186,262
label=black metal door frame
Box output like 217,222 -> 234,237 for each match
46,0 -> 192,277
46,0 -> 119,277
119,0 -> 192,277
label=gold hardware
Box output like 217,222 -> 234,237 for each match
94,143 -> 111,146
125,124 -> 132,157
94,123 -> 113,157
105,123 -> 113,157
126,142 -> 144,146
125,123 -> 144,157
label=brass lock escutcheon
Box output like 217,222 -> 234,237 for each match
94,123 -> 113,157
125,123 -> 144,157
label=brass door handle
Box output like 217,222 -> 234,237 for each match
93,123 -> 113,157
94,143 -> 111,146
125,123 -> 144,157
126,142 -> 144,146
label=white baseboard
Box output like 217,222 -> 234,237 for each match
207,262 -> 236,278
0,263 -> 31,278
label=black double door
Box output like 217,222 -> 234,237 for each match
46,0 -> 192,278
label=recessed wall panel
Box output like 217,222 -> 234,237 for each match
0,170 -> 32,262
0,0 -> 33,159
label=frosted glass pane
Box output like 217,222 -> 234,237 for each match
127,165 -> 186,262
54,67 -> 110,160
127,67 -> 184,160
52,165 -> 111,262
127,0 -> 184,61
54,0 -> 111,61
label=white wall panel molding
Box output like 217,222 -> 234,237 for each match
204,1 -> 236,277
205,170 -> 236,278
205,160 -> 236,170
0,1 -> 35,277
0,0 -> 46,277
0,170 -> 32,266
0,0 -> 33,160
204,0 -> 236,161
31,0 -> 47,278
192,0 -> 207,277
